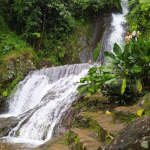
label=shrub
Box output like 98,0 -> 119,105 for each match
77,39 -> 150,105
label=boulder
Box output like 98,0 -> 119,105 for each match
99,116 -> 150,150
0,117 -> 19,137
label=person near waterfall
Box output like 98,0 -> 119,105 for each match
125,31 -> 132,44
43,64 -> 47,69
132,31 -> 139,41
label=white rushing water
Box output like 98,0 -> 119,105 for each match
97,0 -> 128,61
0,63 -> 101,146
108,0 -> 128,52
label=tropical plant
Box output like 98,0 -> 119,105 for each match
77,66 -> 117,96
77,39 -> 150,105
0,0 -> 121,63
128,0 -> 150,37
102,84 -> 146,105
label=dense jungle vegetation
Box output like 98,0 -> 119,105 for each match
0,0 -> 120,64
0,0 -> 121,98
78,0 -> 150,106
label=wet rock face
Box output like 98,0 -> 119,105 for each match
0,117 -> 19,137
52,105 -> 80,138
99,116 -> 150,150
0,51 -> 38,90
0,97 -> 8,113
1,59 -> 36,83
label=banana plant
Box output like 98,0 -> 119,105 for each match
77,38 -> 150,97
104,42 -> 143,94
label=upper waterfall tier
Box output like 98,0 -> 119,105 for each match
97,0 -> 129,62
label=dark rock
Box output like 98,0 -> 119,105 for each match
0,117 -> 19,137
0,97 -> 8,114
136,93 -> 148,108
51,105 -> 80,138
69,142 -> 76,150
71,96 -> 84,107
60,127 -> 68,134
99,116 -> 150,150
121,110 -> 130,115
136,93 -> 150,108
36,135 -> 67,150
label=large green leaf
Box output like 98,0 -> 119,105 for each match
130,65 -> 142,73
104,51 -> 118,63
88,87 -> 95,92
102,67 -> 114,73
113,43 -> 122,58
88,67 -> 98,75
79,77 -> 89,83
104,78 -> 117,84
121,79 -> 127,95
77,84 -> 87,94
136,79 -> 142,92
105,62 -> 119,69
122,44 -> 130,61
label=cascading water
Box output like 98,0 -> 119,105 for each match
0,0 -> 129,147
97,0 -> 129,62
0,63 -> 101,146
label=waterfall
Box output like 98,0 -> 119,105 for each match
0,0 -> 129,147
97,0 -> 129,62
0,63 -> 101,146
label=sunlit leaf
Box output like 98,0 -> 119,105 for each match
136,79 -> 142,92
121,79 -> 126,95
106,111 -> 111,115
137,109 -> 145,117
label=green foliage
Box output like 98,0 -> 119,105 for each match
77,66 -> 118,96
3,72 -> 24,97
102,84 -> 146,105
77,39 -> 150,105
2,91 -> 8,97
140,0 -> 150,3
143,93 -> 150,116
105,131 -> 114,144
118,113 -> 138,124
0,15 -> 39,97
64,131 -> 81,150
64,132 -> 78,146
0,15 -> 38,63
72,96 -> 106,112
93,43 -> 102,61
128,0 -> 150,37
0,0 -> 121,64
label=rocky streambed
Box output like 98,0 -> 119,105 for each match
1,93 -> 150,150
